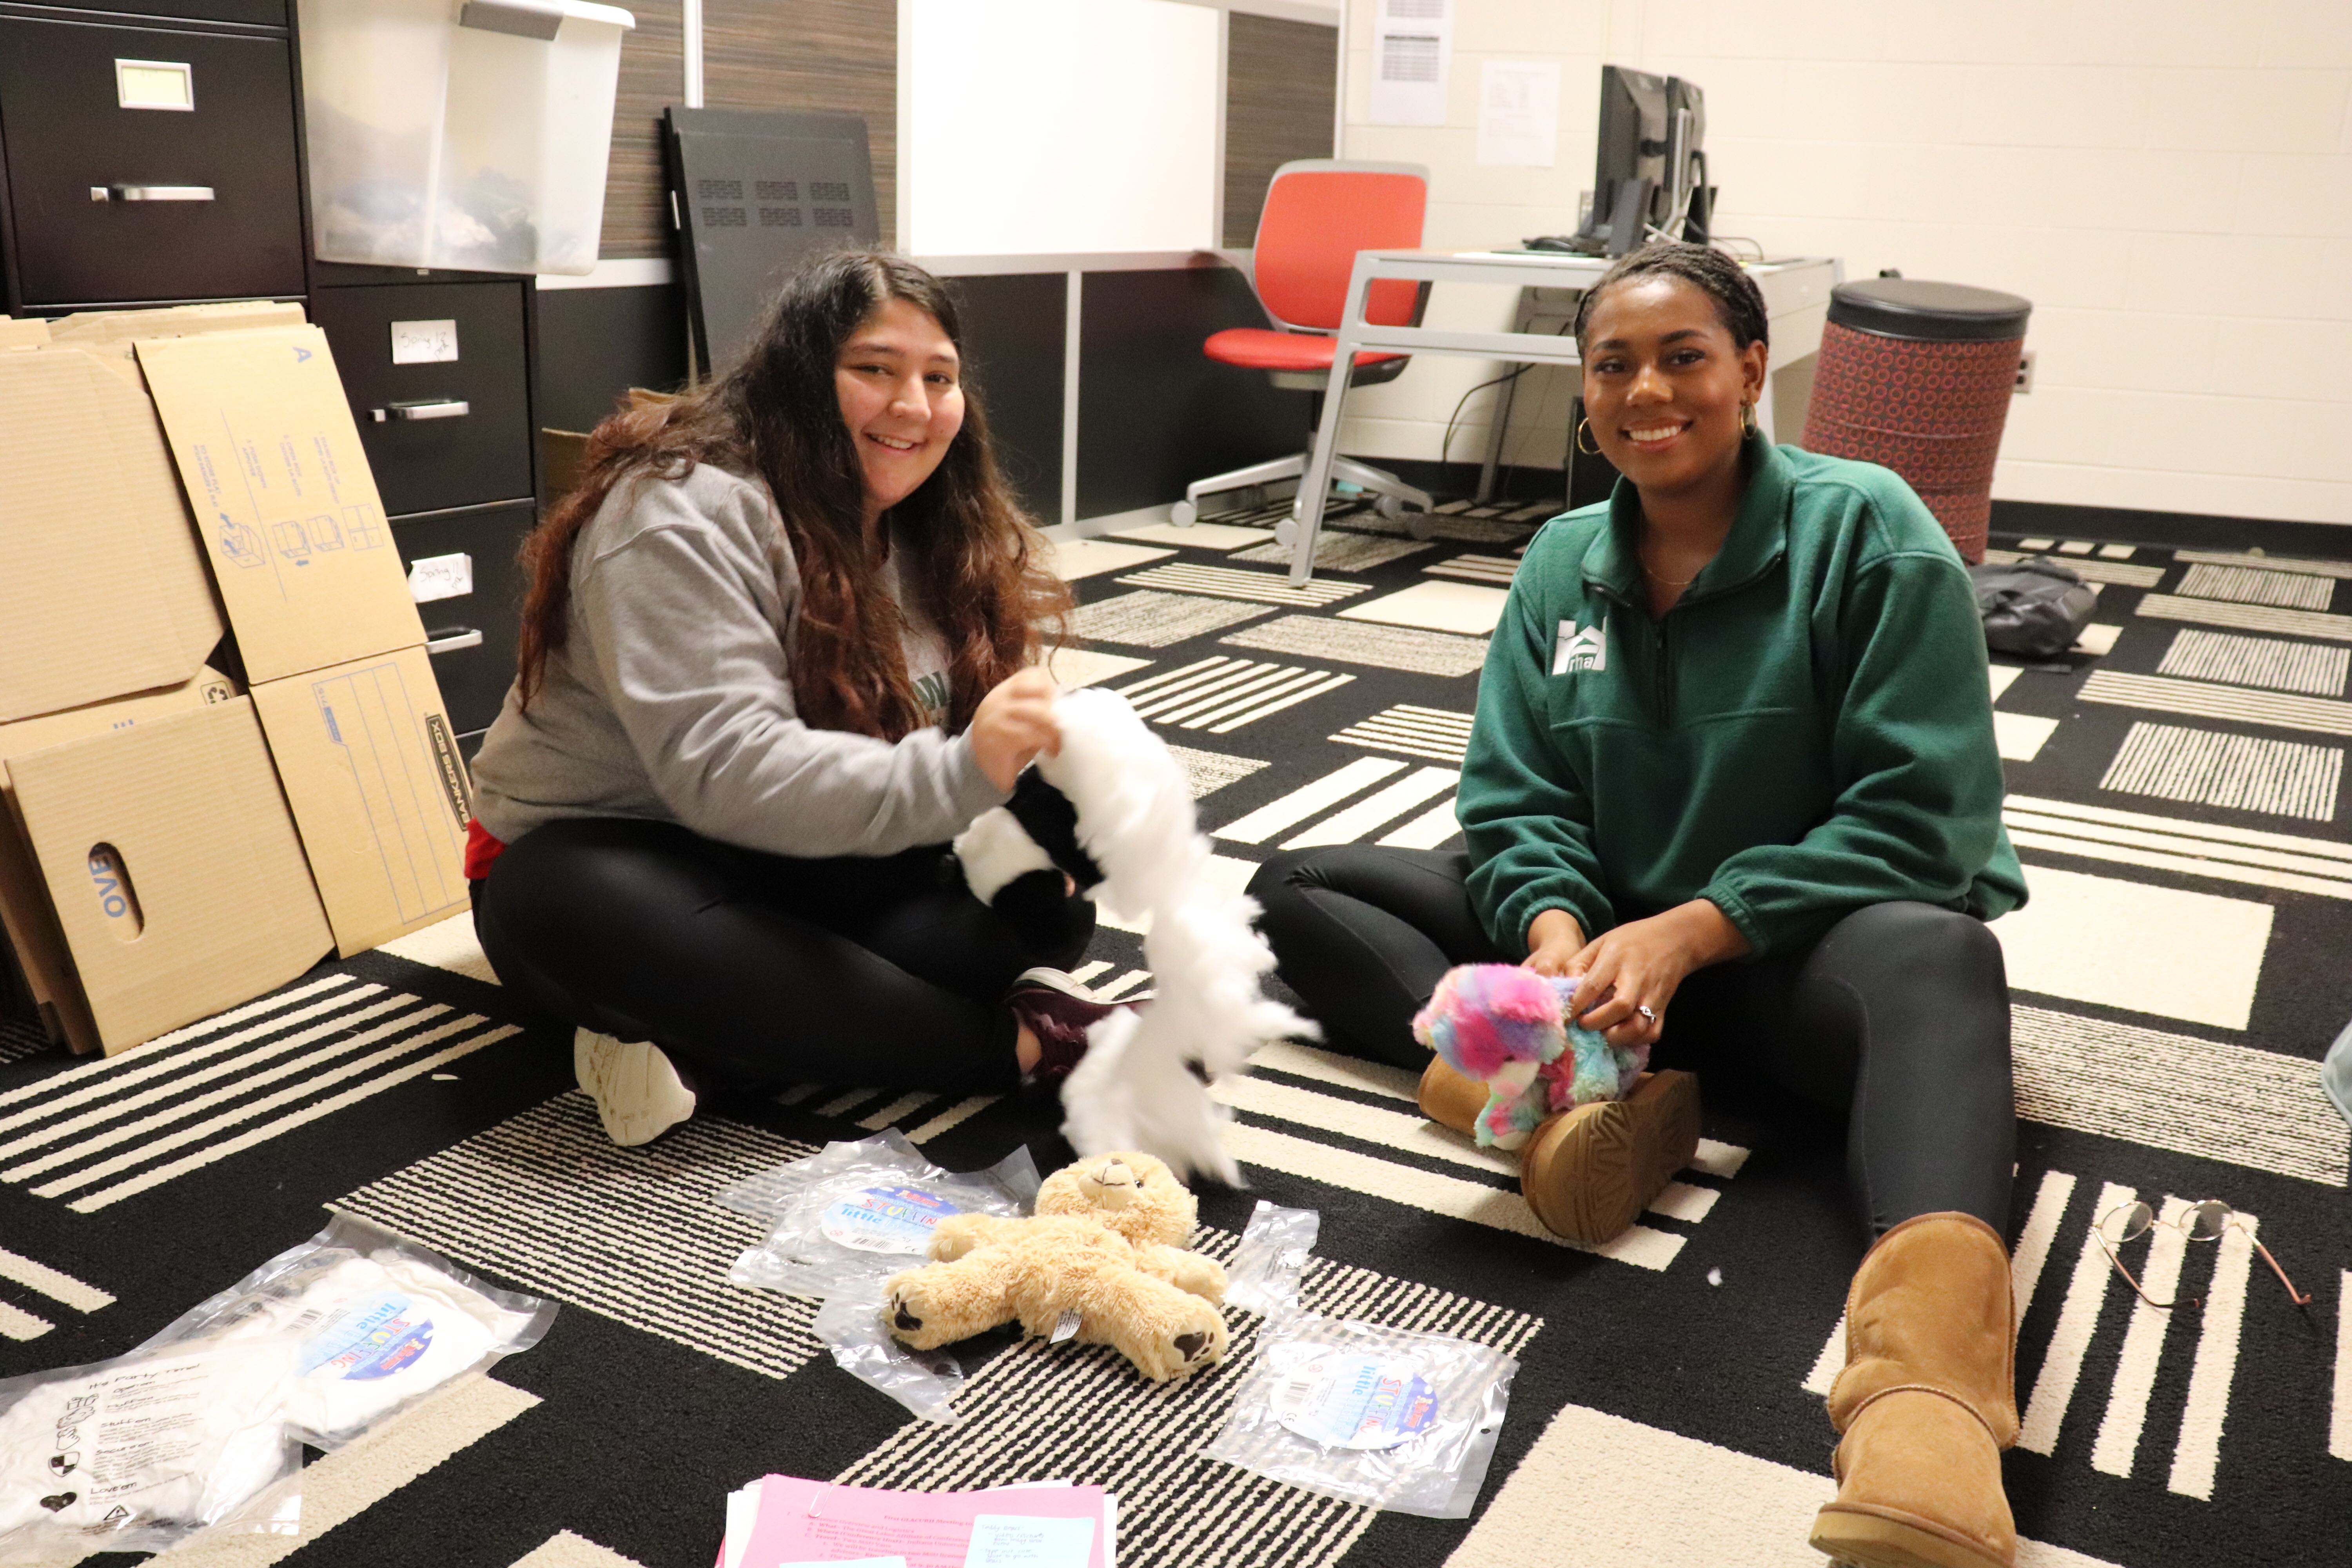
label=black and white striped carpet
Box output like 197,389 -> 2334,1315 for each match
3,506 -> 2349,1568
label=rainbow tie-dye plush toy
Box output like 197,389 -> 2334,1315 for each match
1410,964 -> 1649,1150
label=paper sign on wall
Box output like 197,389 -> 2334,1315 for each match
1368,0 -> 1450,127
1476,60 -> 1560,167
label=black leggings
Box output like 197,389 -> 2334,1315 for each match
1249,846 -> 2014,1238
472,817 -> 1094,1094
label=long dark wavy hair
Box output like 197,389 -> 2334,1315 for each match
515,250 -> 1069,739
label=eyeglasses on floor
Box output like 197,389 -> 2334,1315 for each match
2094,1198 -> 2312,1319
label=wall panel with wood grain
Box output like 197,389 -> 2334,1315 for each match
601,0 -> 684,259
597,0 -> 896,260
704,0 -> 897,250
1223,13 -> 1336,249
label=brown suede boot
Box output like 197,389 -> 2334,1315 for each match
1811,1212 -> 2019,1568
1417,1055 -> 1490,1134
1417,1059 -> 1700,1245
1517,1070 -> 1699,1243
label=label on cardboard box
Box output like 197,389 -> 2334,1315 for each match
7,699 -> 332,1055
137,326 -> 425,686
250,646 -> 473,957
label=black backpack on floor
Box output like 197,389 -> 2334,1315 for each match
1968,559 -> 2096,659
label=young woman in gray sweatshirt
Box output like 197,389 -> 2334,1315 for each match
465,252 -> 1124,1146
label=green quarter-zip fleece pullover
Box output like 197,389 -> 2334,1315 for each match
1458,434 -> 2027,959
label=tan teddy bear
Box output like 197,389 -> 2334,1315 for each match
882,1151 -> 1230,1382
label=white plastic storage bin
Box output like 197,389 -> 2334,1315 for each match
298,0 -> 634,276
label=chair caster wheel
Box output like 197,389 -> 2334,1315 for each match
1274,516 -> 1299,549
1405,511 -> 1436,541
1170,499 -> 1198,526
1375,493 -> 1405,520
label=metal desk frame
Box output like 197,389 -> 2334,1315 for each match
1278,248 -> 1838,585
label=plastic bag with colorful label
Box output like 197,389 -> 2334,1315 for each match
137,1214 -> 555,1450
1204,1312 -> 1515,1518
723,1131 -> 1040,1301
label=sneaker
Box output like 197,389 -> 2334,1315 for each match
573,1027 -> 697,1146
1005,968 -> 1132,1083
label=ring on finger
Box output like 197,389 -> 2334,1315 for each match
1636,1004 -> 1657,1022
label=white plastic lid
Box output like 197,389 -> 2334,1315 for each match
458,0 -> 635,33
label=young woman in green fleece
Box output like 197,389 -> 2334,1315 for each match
1251,243 -> 2030,1568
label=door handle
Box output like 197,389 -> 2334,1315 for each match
425,628 -> 485,655
91,184 -> 215,202
373,399 -> 472,422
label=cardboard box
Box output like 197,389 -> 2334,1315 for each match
45,300 -> 307,350
0,349 -> 226,722
0,669 -> 241,1053
6,697 -> 331,1055
137,325 -> 426,685
250,646 -> 475,956
0,316 -> 50,349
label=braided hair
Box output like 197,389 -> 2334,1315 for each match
1570,242 -> 1769,354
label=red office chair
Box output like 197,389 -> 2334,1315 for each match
1170,160 -> 1433,529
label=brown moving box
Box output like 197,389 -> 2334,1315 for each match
4,697 -> 331,1055
0,670 -> 241,1053
45,299 -> 307,350
137,325 -> 425,685
0,316 -> 51,348
0,307 -> 473,1052
0,348 -> 226,723
138,324 -> 469,956
250,646 -> 475,957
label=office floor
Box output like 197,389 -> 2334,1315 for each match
2,505 -> 2348,1568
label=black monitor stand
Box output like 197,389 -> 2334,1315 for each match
1601,177 -> 1653,257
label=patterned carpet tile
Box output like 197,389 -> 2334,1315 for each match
5,526 -> 2352,1568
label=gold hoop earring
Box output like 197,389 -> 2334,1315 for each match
1740,401 -> 1760,437
1575,417 -> 1602,457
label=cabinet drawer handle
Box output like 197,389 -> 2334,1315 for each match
425,628 -> 485,655
91,183 -> 215,202
374,399 -> 472,422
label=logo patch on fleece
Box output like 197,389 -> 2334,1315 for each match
1553,618 -> 1607,675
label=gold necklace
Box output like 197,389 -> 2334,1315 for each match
1638,542 -> 1702,588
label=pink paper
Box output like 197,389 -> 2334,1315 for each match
740,1478 -> 1108,1568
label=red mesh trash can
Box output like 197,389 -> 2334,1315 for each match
1800,279 -> 2032,564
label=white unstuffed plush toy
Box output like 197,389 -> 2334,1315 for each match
954,687 -> 1312,1184
882,1151 -> 1229,1382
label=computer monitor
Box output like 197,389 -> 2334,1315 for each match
1568,65 -> 1710,256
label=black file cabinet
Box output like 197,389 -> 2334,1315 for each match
0,9 -> 305,309
1,1 -> 544,756
311,280 -> 537,519
393,501 -> 534,740
316,276 -> 542,750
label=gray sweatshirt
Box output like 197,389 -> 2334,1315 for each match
469,461 -> 1008,858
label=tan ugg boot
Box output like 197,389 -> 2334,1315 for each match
1416,1055 -> 1490,1133
1517,1069 -> 1699,1244
1811,1212 -> 2019,1568
1418,1059 -> 1700,1245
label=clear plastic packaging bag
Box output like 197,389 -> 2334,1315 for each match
723,1131 -> 1040,1300
137,1214 -> 555,1450
1205,1312 -> 1517,1518
1224,1201 -> 1320,1316
809,1289 -> 967,1426
0,1340 -> 301,1563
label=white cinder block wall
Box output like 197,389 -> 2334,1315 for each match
1336,0 -> 2352,527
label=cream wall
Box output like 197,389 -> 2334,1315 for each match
1336,0 -> 2352,527
905,0 -> 1221,254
